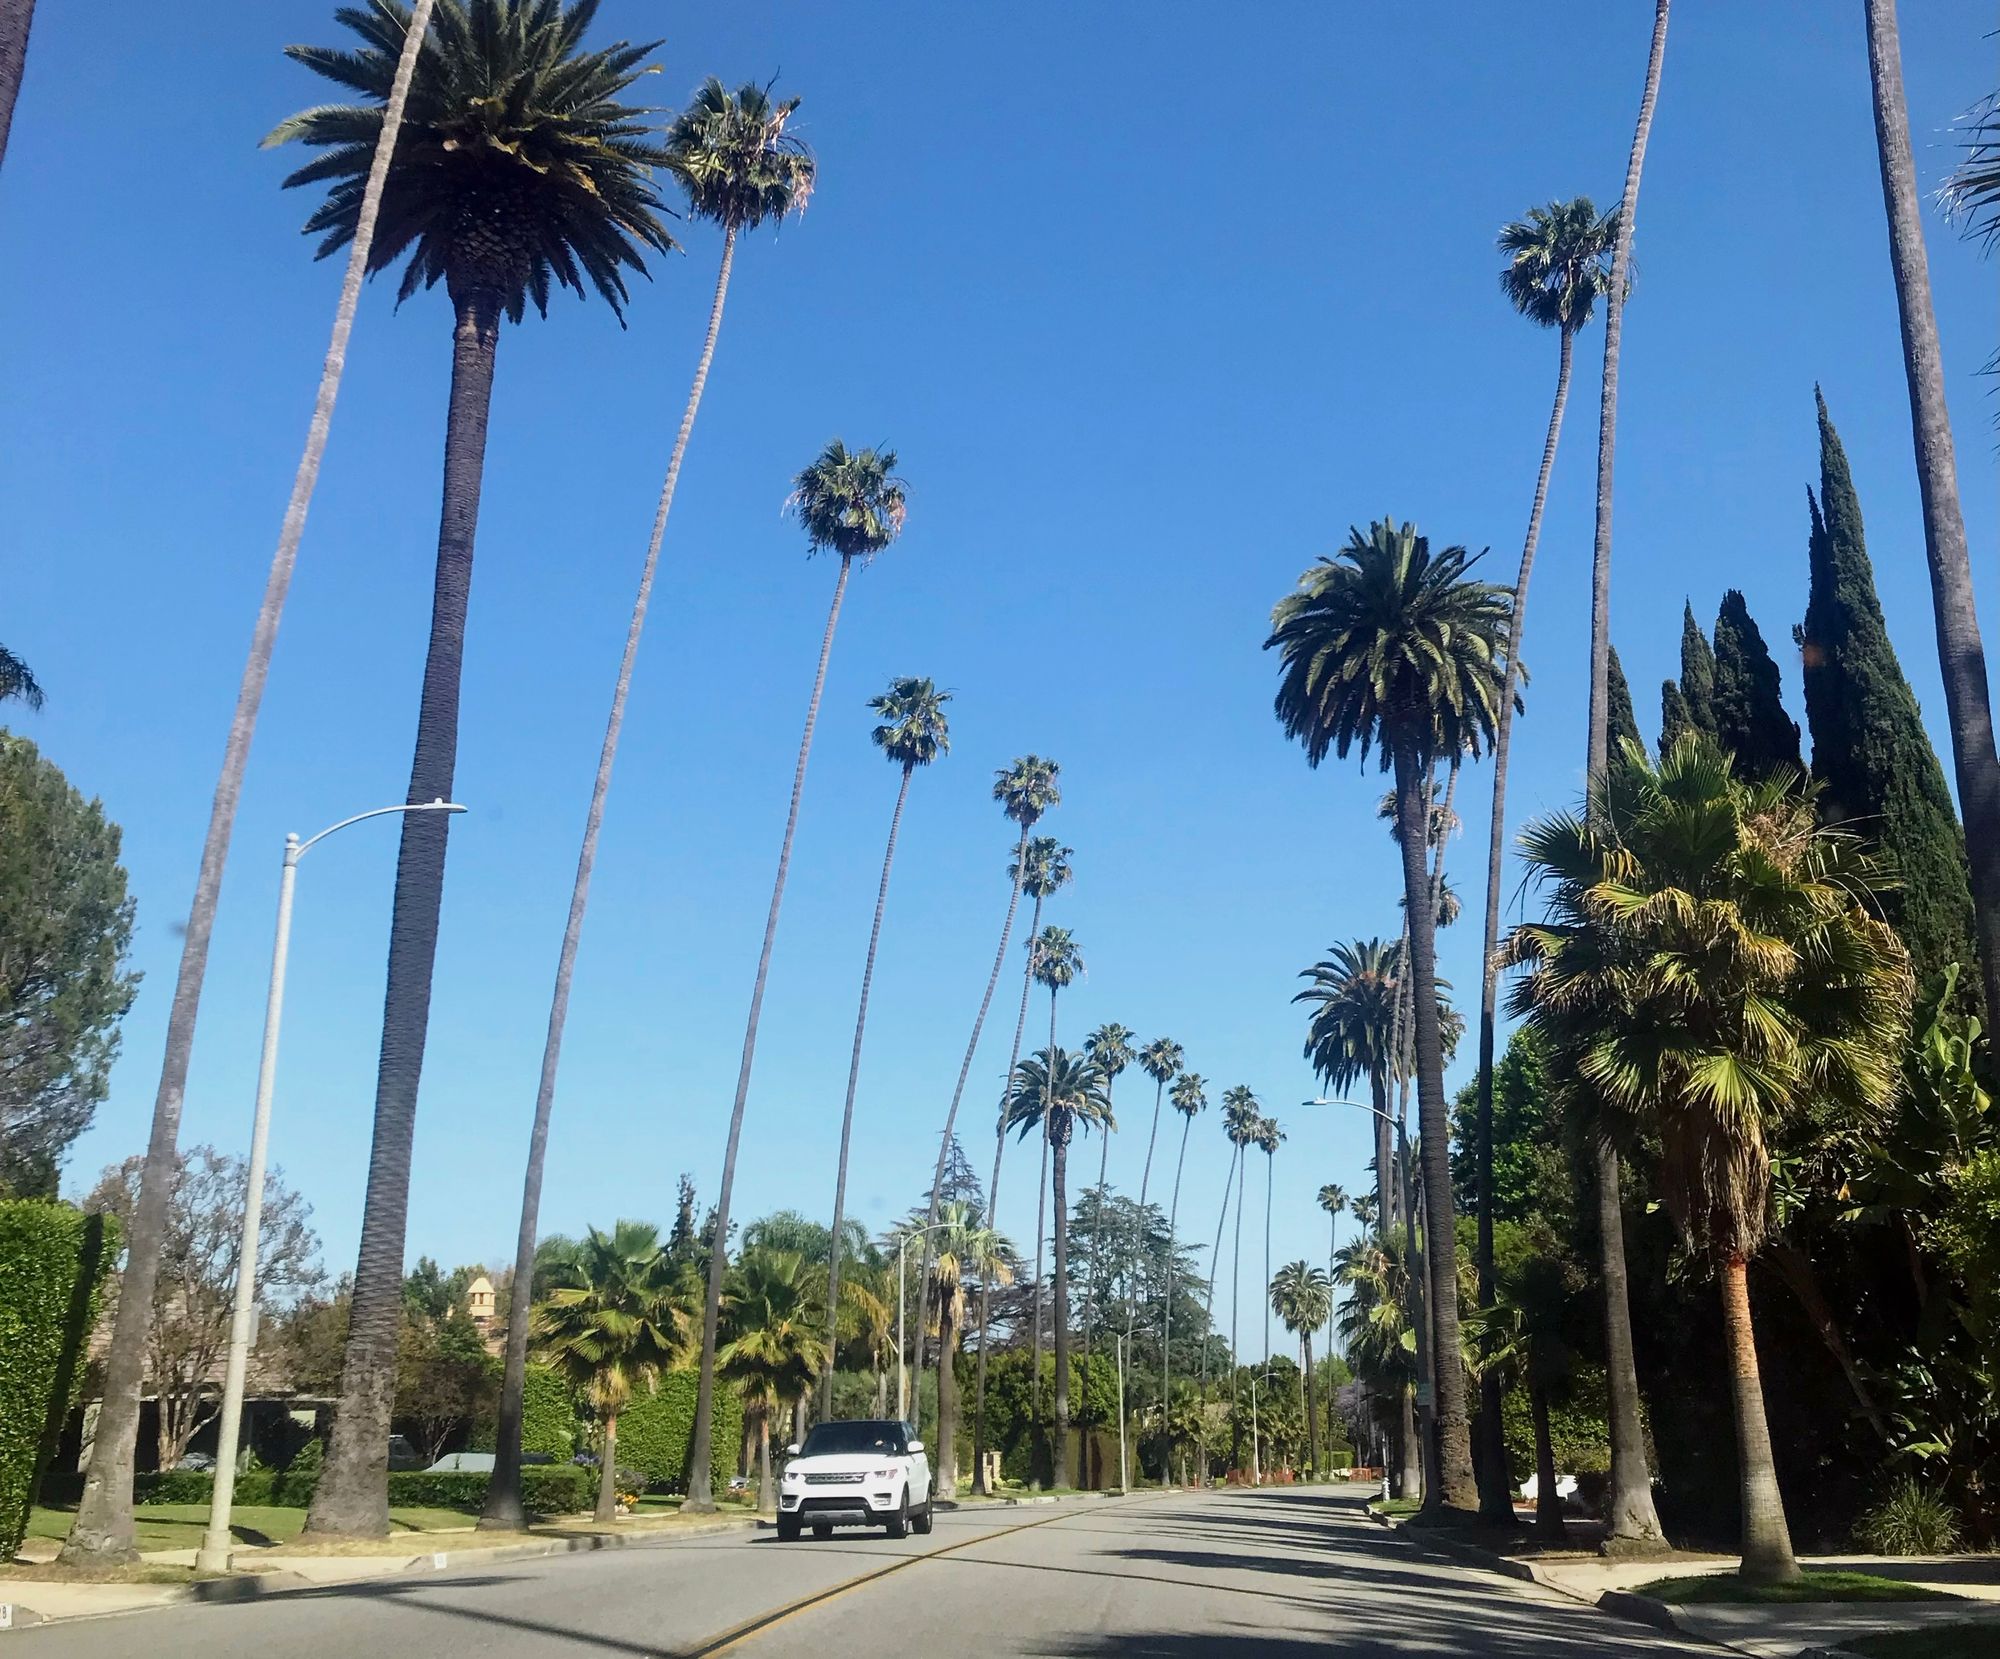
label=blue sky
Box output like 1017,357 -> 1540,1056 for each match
4,2 -> 1995,1356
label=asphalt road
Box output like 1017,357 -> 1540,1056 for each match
19,1489 -> 1717,1657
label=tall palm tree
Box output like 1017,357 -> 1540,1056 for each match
821,678 -> 951,1411
969,831 -> 1071,1492
927,1201 -> 1015,1496
1472,196 -> 1616,1523
1316,1181 -> 1347,1453
1080,1023 -> 1135,1362
1865,0 -> 2000,1024
1335,1230 -> 1417,1490
1577,0 -> 1674,1552
270,0 -> 678,1541
1200,1094 -> 1247,1397
1254,1117 -> 1284,1382
719,1248 -> 828,1514
1469,1251 -> 1579,1538
1161,1070 -> 1206,1460
1511,738 -> 1911,1581
0,645 -> 42,710
1296,941 -> 1401,1226
1006,1047 -> 1113,1488
1219,1087 -> 1261,1467
0,0 -> 38,174
485,76 -> 813,1530
58,0 -> 443,1565
1267,520 -> 1511,1513
533,1221 -> 689,1523
1270,1262 -> 1331,1475
1024,924 -> 1082,1480
686,440 -> 908,1507
916,759 -> 1060,1347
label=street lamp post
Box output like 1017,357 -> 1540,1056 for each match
196,799 -> 465,1572
895,1223 -> 951,1424
1302,1095 -> 1432,1502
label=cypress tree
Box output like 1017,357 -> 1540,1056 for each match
1659,680 -> 1693,755
1678,602 -> 1719,738
1712,590 -> 1802,780
1608,645 -> 1642,757
1799,389 -> 1977,993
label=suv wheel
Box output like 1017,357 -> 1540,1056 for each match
911,1495 -> 934,1536
884,1491 -> 909,1539
812,1522 -> 832,1540
776,1515 -> 800,1542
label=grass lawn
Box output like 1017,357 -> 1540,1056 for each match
1370,1498 -> 1422,1517
1634,1570 -> 1957,1606
1846,1625 -> 2000,1658
26,1503 -> 479,1555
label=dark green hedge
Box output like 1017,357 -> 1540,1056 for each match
616,1370 -> 742,1494
522,1364 -> 580,1459
0,1202 -> 116,1557
114,1462 -> 591,1516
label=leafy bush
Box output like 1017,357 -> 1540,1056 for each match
275,1437 -> 322,1505
522,1364 -> 581,1459
615,1370 -> 742,1494
0,1202 -> 117,1556
519,1463 -> 592,1513
1856,1477 -> 1964,1555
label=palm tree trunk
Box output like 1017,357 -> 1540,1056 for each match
1230,1141 -> 1247,1470
1030,1122 -> 1050,1485
918,827 -> 1031,1378
308,282 -> 502,1540
1082,1105 -> 1112,1368
970,885 -> 1047,1494
757,1411 -> 775,1515
1262,1154 -> 1274,1375
484,226 -> 740,1534
1398,1385 -> 1419,1503
58,2 -> 438,1563
1597,1135 -> 1666,1545
1370,1067 -> 1395,1242
1391,751 -> 1477,1512
1303,1331 -> 1319,1476
595,1413 -> 620,1524
1531,1380 -> 1564,1537
1865,0 -> 2000,1023
685,554 -> 854,1509
0,0 -> 36,173
1585,0 -> 1671,795
1201,1143 -> 1239,1395
823,760 -> 915,1411
1052,1133 -> 1073,1487
1162,1110 -> 1193,1474
1719,1255 -> 1799,1583
1472,325 -> 1578,1526
936,1303 -> 958,1495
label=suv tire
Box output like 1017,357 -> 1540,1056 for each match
885,1492 -> 910,1539
911,1496 -> 934,1536
776,1515 -> 800,1542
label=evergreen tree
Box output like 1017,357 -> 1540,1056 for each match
1659,681 -> 1694,756
1799,390 -> 1977,995
1712,591 -> 1801,780
1678,603 -> 1719,738
1607,646 -> 1642,756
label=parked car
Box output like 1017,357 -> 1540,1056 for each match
387,1434 -> 427,1472
426,1451 -> 555,1472
776,1419 -> 932,1542
173,1452 -> 216,1472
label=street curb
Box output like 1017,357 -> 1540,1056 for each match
1363,1508 -> 1600,1608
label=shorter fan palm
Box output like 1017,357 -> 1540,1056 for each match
1271,1262 -> 1332,1471
720,1248 -> 829,1513
927,1201 -> 1015,1493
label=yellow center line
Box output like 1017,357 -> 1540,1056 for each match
680,1500 -> 1132,1658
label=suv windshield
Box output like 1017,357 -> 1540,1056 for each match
800,1421 -> 907,1458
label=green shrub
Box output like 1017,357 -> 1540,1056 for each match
0,1202 -> 117,1556
1499,1367 -> 1637,1484
522,1364 -> 580,1459
615,1370 -> 742,1494
520,1464 -> 592,1514
1856,1477 -> 1963,1555
274,1438 -> 322,1505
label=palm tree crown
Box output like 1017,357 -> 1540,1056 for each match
1170,1072 -> 1207,1120
869,676 -> 951,770
1295,939 -> 1400,1093
1318,1183 -> 1348,1220
1221,1087 -> 1262,1148
788,441 -> 907,561
533,1220 -> 688,1416
664,75 -> 814,232
1498,198 -> 1619,332
1011,835 -> 1074,901
270,0 -> 676,321
994,755 -> 1061,831
0,644 -> 42,710
1139,1037 -> 1184,1090
1005,1047 -> 1115,1151
1031,926 -> 1083,997
1265,520 -> 1513,772
1085,1023 -> 1136,1082
1271,1262 -> 1332,1334
1254,1116 -> 1285,1157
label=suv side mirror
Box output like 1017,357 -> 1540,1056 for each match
785,1444 -> 802,1457
907,1439 -> 925,1453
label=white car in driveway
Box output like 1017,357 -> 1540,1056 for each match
777,1419 -> 934,1542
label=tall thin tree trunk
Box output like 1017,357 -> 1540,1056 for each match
1865,0 -> 2000,1024
917,827 -> 1031,1379
1201,1143 -> 1239,1396
1030,1109 -> 1050,1484
1473,325 -> 1578,1525
1162,1109 -> 1192,1475
308,282 -> 501,1540
936,1302 -> 959,1494
970,886 -> 1047,1494
484,226 -> 740,1533
1262,1153 -> 1274,1376
757,1412 -> 774,1515
1370,1068 -> 1395,1241
1303,1331 -> 1319,1476
1230,1140 -> 1247,1469
1052,1133 -> 1072,1487
1585,0 -> 1670,795
1531,1380 -> 1565,1537
685,555 -> 855,1509
1393,750 -> 1477,1512
0,0 -> 36,174
823,760 -> 915,1411
1719,1256 -> 1799,1583
59,1 -> 437,1563
595,1414 -> 620,1524
1083,1093 -> 1113,1369
1597,1136 -> 1666,1545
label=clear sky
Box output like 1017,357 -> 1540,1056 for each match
5,2 -> 1996,1358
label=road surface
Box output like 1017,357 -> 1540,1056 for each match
19,1488 -> 1715,1657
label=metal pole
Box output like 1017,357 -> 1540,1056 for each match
1116,1334 -> 1128,1494
197,801 -> 461,1571
196,835 -> 298,1573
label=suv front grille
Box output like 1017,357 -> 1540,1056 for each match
804,1471 -> 866,1485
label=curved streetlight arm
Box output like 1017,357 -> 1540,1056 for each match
294,797 -> 465,860
1302,1095 -> 1389,1127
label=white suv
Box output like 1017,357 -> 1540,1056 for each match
777,1419 -> 934,1541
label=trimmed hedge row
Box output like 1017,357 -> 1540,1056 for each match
0,1202 -> 117,1557
615,1370 -> 742,1495
522,1363 -> 581,1459
112,1462 -> 594,1515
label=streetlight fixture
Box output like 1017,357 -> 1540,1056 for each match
1302,1095 -> 1429,1502
893,1223 -> 952,1423
196,799 -> 465,1572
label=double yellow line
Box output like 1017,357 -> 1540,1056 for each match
683,1500 -> 1113,1657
